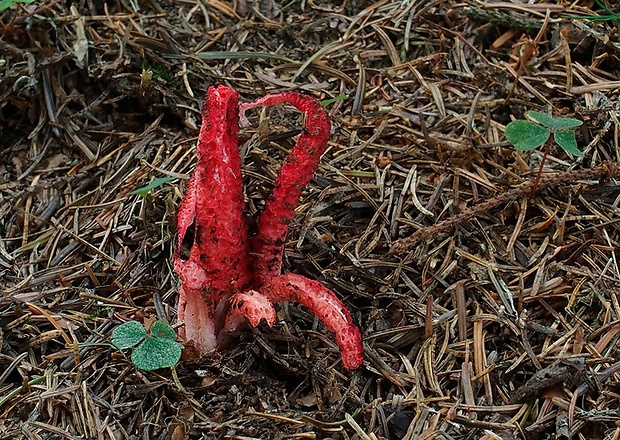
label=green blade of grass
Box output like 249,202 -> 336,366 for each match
563,14 -> 619,22
0,376 -> 45,407
564,0 -> 619,23
131,177 -> 176,198
595,0 -> 617,16
321,95 -> 348,107
0,0 -> 35,12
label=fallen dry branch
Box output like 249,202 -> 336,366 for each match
391,161 -> 620,256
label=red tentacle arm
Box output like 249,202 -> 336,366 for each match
240,93 -> 331,286
260,273 -> 364,370
227,290 -> 277,327
174,85 -> 252,353
174,86 -> 363,369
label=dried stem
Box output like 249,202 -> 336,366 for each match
390,162 -> 620,256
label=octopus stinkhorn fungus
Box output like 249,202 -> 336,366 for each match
174,85 -> 363,370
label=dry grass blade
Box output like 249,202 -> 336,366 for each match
352,54 -> 366,116
292,39 -> 343,81
371,24 -> 401,67
196,51 -> 294,63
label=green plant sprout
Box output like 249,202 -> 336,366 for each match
505,111 -> 583,156
320,95 -> 348,107
86,306 -> 114,320
112,320 -> 183,371
131,176 -> 176,198
141,62 -> 175,83
505,110 -> 583,197
0,0 -> 34,12
565,0 -> 620,43
565,0 -> 620,23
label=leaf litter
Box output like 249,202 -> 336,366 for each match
1,0 -> 620,438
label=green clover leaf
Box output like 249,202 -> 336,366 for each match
112,320 -> 183,371
131,336 -> 183,371
149,320 -> 177,340
527,111 -> 582,130
112,321 -> 147,350
505,112 -> 583,157
505,120 -> 550,151
554,130 -> 584,157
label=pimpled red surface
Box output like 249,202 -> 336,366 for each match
174,85 -> 363,369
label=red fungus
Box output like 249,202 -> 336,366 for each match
240,93 -> 331,286
260,273 -> 363,370
174,85 -> 363,370
174,86 -> 252,352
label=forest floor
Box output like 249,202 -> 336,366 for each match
2,0 -> 620,439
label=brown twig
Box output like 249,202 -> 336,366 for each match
502,9 -> 550,105
390,162 -> 620,256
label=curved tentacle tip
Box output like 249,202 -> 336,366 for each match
228,290 -> 277,327
336,326 -> 364,370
